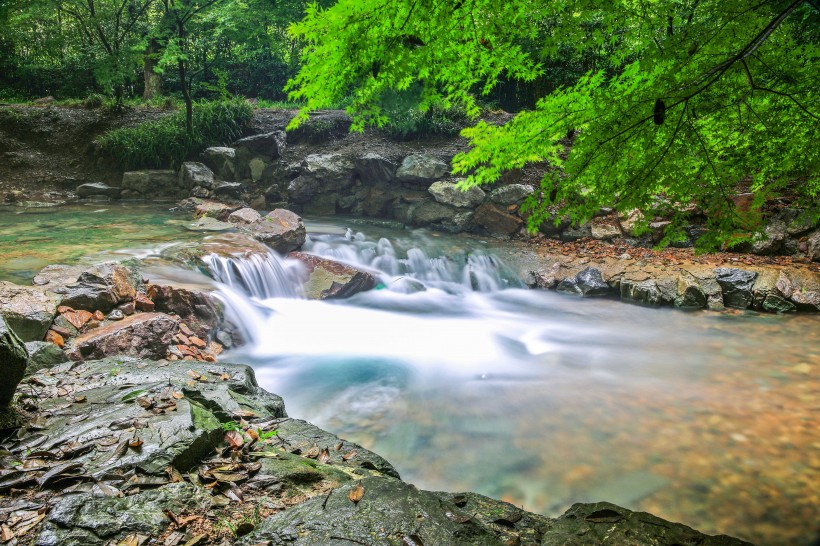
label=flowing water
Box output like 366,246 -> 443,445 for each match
2,204 -> 818,545
210,221 -> 820,546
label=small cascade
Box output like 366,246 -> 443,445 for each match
203,251 -> 302,299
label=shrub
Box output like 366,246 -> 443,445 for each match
82,93 -> 105,109
96,99 -> 253,170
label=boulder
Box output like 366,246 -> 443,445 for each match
532,263 -> 562,289
179,161 -> 216,190
186,217 -> 234,232
0,316 -> 27,407
410,200 -> 456,226
557,268 -> 614,297
193,199 -> 239,220
234,131 -> 286,181
24,340 -> 68,374
807,229 -> 820,262
201,146 -> 237,181
590,217 -> 622,240
76,182 -> 121,199
72,312 -> 178,359
121,170 -> 182,198
715,268 -> 758,309
289,252 -> 377,299
248,209 -> 307,254
428,180 -> 485,208
288,154 -> 355,203
353,153 -> 397,185
473,203 -> 523,236
488,184 -> 534,206
675,271 -> 708,309
213,181 -> 242,197
560,222 -> 592,242
228,207 -> 262,225
542,501 -> 751,546
147,285 -> 221,338
0,281 -> 60,341
762,293 -> 796,314
790,289 -> 820,312
751,219 -> 787,255
37,262 -> 139,313
395,154 -> 449,185
620,278 -> 664,306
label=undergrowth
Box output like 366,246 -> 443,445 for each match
96,99 -> 252,170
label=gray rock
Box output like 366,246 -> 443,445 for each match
762,293 -> 796,314
37,262 -> 139,313
488,184 -> 534,206
248,209 -> 307,254
189,185 -> 210,198
590,217 -> 622,240
751,219 -> 787,255
790,289 -> 820,311
442,211 -> 475,233
0,281 -> 60,341
233,131 -> 286,159
289,252 -> 377,299
353,153 -> 396,185
556,277 -> 582,295
575,267 -> 615,297
0,316 -> 27,407
560,222 -> 592,242
121,170 -> 182,198
532,263 -> 562,289
620,278 -> 663,306
410,199 -> 456,225
76,183 -> 121,199
675,271 -> 708,309
473,203 -> 523,236
201,146 -> 237,181
72,312 -> 178,359
179,161 -> 216,190
147,285 -> 221,338
187,217 -> 234,232
428,180 -> 485,208
36,483 -> 212,546
106,309 -> 124,321
213,181 -> 242,197
395,154 -> 449,184
807,229 -> 820,262
24,341 -> 68,375
542,501 -> 751,546
288,154 -> 355,203
228,207 -> 262,225
715,268 -> 758,309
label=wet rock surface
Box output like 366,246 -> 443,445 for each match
0,315 -> 27,407
0,281 -> 60,341
71,312 -> 179,359
289,251 -> 377,299
246,208 -> 307,254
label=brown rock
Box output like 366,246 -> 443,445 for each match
45,330 -> 64,348
118,301 -> 136,315
147,285 -> 221,338
188,336 -> 206,349
72,313 -> 178,360
134,292 -> 155,312
62,309 -> 93,330
473,203 -> 523,236
194,200 -> 239,221
179,323 -> 194,337
247,209 -> 307,254
289,252 -> 377,299
92,310 -> 105,321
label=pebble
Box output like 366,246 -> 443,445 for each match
107,310 -> 124,321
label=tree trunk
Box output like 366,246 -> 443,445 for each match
143,38 -> 162,100
177,26 -> 192,134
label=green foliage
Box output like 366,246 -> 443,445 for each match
83,93 -> 105,109
288,0 -> 820,249
96,99 -> 252,170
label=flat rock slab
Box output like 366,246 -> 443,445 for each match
0,281 -> 60,341
72,312 -> 178,360
289,252 -> 377,299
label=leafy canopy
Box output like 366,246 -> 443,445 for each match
287,0 -> 820,248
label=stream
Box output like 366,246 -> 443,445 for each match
2,206 -> 819,545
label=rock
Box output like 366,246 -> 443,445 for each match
133,292 -> 154,312
488,184 -> 534,206
247,209 -> 307,254
72,312 -> 178,359
410,200 -> 456,225
542,501 -> 751,546
560,222 -> 592,242
233,131 -> 286,159
807,229 -> 820,262
187,217 -> 234,231
289,252 -> 377,299
39,262 -> 139,313
428,180 -> 485,208
590,217 -> 622,240
24,341 -> 69,375
288,154 -> 355,203
620,278 -> 664,306
714,268 -> 758,309
190,185 -> 210,198
762,293 -> 796,314
395,154 -> 449,185
36,483 -> 212,546
121,170 -> 183,198
751,219 -> 787,255
0,316 -> 27,407
201,146 -> 237,181
228,207 -> 262,225
213,181 -> 242,197
193,199 -> 238,220
618,209 -> 645,237
76,182 -> 121,199
774,271 -> 794,298
179,162 -> 216,190
790,289 -> 820,311
675,271 -> 708,309
442,211 -> 475,233
147,285 -> 221,338
473,203 -> 523,236
532,263 -> 562,289
353,153 -> 396,185
0,281 -> 60,341
106,309 -> 124,321
575,267 -> 615,297
45,329 -> 65,347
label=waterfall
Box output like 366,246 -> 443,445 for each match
203,251 -> 302,299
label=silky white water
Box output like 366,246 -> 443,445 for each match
206,222 -> 820,546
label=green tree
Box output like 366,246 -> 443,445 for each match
287,0 -> 820,248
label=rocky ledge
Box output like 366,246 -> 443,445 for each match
0,356 -> 751,546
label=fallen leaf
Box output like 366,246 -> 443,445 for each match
342,450 -> 357,461
36,462 -> 83,488
186,370 -> 201,380
224,430 -> 244,448
348,483 -> 365,503
318,448 -> 330,464
171,391 -> 184,399
73,395 -> 87,403
1,525 -> 13,541
402,535 -> 424,546
106,441 -> 129,463
128,437 -> 144,449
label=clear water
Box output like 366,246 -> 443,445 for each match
215,222 -> 820,546
0,203 -> 202,284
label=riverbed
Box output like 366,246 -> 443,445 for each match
2,205 -> 818,545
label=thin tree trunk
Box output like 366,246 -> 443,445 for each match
143,38 -> 162,100
177,26 -> 192,134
